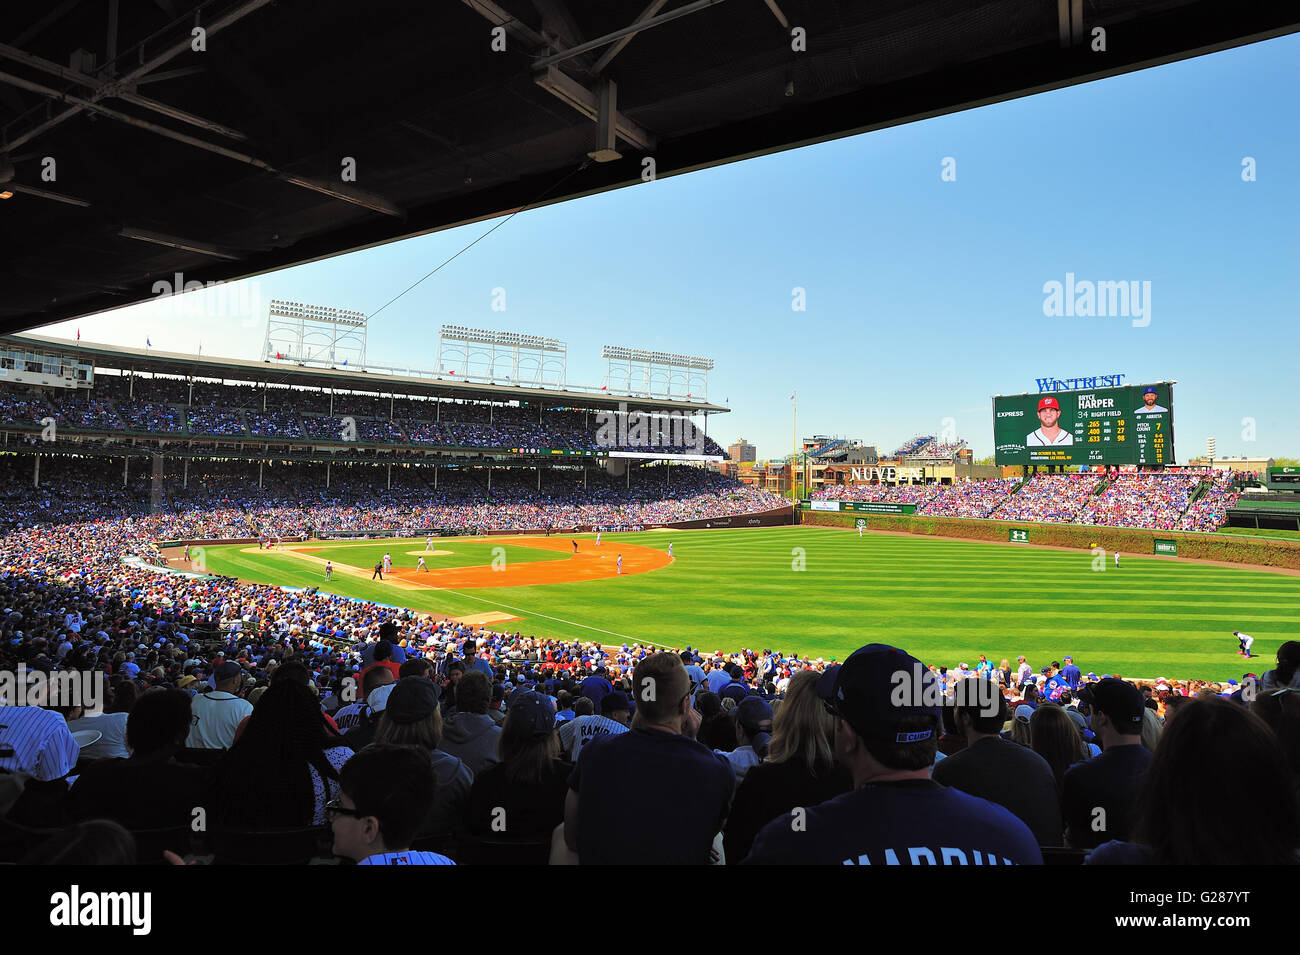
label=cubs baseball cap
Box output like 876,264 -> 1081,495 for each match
508,690 -> 556,736
1078,678 -> 1144,730
736,696 -> 774,734
817,644 -> 940,744
1037,396 -> 1061,412
214,661 -> 243,681
1143,386 -> 1158,395
601,691 -> 631,715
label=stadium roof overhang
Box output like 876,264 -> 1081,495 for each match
1,332 -> 729,413
1,0 -> 1296,335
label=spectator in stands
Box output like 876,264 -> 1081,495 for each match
335,665 -> 395,734
440,670 -> 502,775
1062,679 -> 1151,849
22,819 -> 138,866
329,743 -> 454,865
67,680 -> 135,760
1140,708 -> 1163,751
724,670 -> 851,862
210,681 -> 352,829
1087,699 -> 1300,864
564,652 -> 733,865
715,696 -> 773,782
1029,704 -> 1089,796
373,676 -> 472,845
466,690 -> 569,842
186,661 -> 253,749
745,644 -> 1042,864
1260,641 -> 1300,695
933,690 -> 1063,846
558,690 -> 631,762
67,689 -> 207,832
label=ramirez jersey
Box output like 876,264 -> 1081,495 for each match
744,778 -> 1043,865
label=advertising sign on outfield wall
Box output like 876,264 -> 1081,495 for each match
842,502 -> 918,515
1009,529 -> 1030,543
810,500 -> 841,511
1154,539 -> 1178,555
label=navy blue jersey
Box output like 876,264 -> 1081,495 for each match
745,779 -> 1043,865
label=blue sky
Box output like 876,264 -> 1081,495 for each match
39,33 -> 1299,462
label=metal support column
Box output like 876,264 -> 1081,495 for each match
258,461 -> 263,488
183,458 -> 188,488
123,457 -> 129,486
387,463 -> 392,489
327,461 -> 331,489
33,452 -> 39,488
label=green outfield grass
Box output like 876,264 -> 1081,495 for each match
198,527 -> 1300,681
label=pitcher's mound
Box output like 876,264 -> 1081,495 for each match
403,550 -> 455,557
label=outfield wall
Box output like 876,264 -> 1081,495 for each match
801,511 -> 1300,570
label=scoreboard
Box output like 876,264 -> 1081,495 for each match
993,382 -> 1175,466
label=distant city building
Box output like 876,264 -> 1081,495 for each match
729,438 -> 756,463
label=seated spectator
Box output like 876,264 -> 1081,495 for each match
67,689 -> 208,832
1062,679 -> 1151,849
22,819 -> 138,866
1029,704 -> 1089,795
335,665 -> 395,732
724,670 -> 852,863
933,691 -> 1063,846
373,677 -> 473,843
558,690 -> 631,762
186,661 -> 253,750
440,671 -> 502,776
564,652 -> 733,865
1087,699 -> 1300,864
1260,641 -> 1300,695
210,681 -> 352,829
67,681 -> 135,760
0,701 -> 81,781
466,691 -> 570,840
1140,708 -> 1162,751
329,743 -> 454,865
745,644 -> 1042,865
715,696 -> 773,783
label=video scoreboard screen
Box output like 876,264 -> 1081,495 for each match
993,382 -> 1175,466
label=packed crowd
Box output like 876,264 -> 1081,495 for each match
1074,472 -> 1199,530
0,383 -> 725,456
1178,474 -> 1241,531
917,477 -> 1021,519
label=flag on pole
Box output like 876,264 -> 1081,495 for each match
275,351 -> 282,360
76,329 -> 80,341
146,338 -> 152,348
342,359 -> 348,367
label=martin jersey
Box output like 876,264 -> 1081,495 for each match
1027,428 -> 1073,447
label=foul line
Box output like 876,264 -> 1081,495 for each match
435,588 -> 677,650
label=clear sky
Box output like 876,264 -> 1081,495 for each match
36,33 -> 1299,463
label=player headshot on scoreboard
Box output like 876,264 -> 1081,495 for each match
1133,386 -> 1168,415
1027,396 -> 1073,446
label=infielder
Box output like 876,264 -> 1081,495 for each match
668,542 -> 674,558
426,537 -> 433,551
616,554 -> 623,575
325,561 -> 332,581
1234,630 -> 1255,658
417,556 -> 428,573
596,531 -> 602,547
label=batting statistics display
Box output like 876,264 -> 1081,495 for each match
993,382 -> 1174,466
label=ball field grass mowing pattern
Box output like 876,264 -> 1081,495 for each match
197,527 -> 1300,681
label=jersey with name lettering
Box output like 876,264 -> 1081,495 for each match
744,778 -> 1042,865
558,714 -> 628,762
358,849 -> 455,865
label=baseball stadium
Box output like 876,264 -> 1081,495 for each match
1,0 -> 1298,888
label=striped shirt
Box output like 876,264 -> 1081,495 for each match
558,714 -> 629,762
0,706 -> 80,781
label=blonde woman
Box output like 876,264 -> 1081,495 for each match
722,671 -> 851,863
1140,707 -> 1162,751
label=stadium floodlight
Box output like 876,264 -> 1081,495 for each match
601,345 -> 713,399
264,299 -> 368,367
436,326 -> 567,387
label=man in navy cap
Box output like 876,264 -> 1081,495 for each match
1062,678 -> 1151,849
744,643 -> 1042,865
1133,386 -> 1167,415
